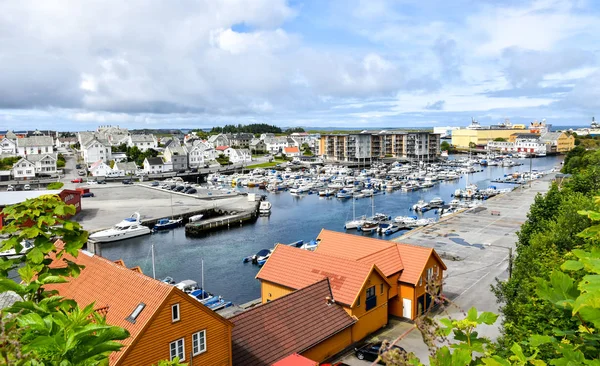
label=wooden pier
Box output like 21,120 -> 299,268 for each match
185,202 -> 260,236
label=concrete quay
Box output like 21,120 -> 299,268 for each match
74,184 -> 258,232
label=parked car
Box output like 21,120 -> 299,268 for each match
151,181 -> 160,187
97,180 -> 107,184
23,184 -> 31,190
174,185 -> 185,192
122,179 -> 133,185
190,168 -> 198,173
82,192 -> 95,198
88,180 -> 98,185
71,178 -> 83,183
78,170 -> 86,176
75,164 -> 82,169
7,185 -> 14,191
355,342 -> 405,364
186,188 -> 197,194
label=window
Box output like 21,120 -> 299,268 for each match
366,286 -> 377,311
427,268 -> 434,282
169,338 -> 185,361
356,295 -> 360,307
126,303 -> 146,324
419,276 -> 423,286
192,330 -> 206,355
171,303 -> 180,322
380,283 -> 384,295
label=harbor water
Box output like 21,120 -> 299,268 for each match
100,155 -> 561,304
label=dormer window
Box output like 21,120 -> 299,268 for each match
172,303 -> 180,322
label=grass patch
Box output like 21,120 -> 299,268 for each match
47,182 -> 64,190
247,159 -> 286,169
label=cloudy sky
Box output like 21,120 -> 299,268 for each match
0,0 -> 598,130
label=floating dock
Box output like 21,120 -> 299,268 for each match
184,201 -> 260,236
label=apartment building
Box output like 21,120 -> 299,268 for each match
318,130 -> 440,162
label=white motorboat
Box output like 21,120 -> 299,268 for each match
345,216 -> 367,230
412,200 -> 429,211
0,240 -> 34,259
88,212 -> 151,243
259,201 -> 272,215
189,214 -> 204,222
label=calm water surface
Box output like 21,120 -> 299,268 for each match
100,156 -> 561,304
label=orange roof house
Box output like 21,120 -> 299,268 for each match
283,146 -> 300,155
231,279 -> 355,365
46,242 -> 233,366
257,244 -> 391,342
314,229 -> 447,320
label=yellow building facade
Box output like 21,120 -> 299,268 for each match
452,129 -> 530,148
259,268 -> 390,343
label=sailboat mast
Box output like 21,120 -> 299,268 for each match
151,243 -> 156,279
201,258 -> 205,300
170,191 -> 174,219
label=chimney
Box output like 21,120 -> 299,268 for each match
325,296 -> 335,306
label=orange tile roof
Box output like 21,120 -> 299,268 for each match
315,229 -> 445,286
272,354 -> 318,366
46,240 -> 233,365
284,146 -> 300,154
256,244 -> 387,306
395,242 -> 446,285
315,230 -> 403,276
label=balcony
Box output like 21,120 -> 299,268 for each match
365,296 -> 377,311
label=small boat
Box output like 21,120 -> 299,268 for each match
88,212 -> 151,243
412,200 -> 429,211
300,240 -> 318,251
190,288 -> 212,300
429,197 -> 445,207
174,280 -> 199,293
376,222 -> 392,235
384,224 -> 402,235
161,276 -> 176,285
0,240 -> 34,259
394,216 -> 418,225
259,201 -> 272,215
188,214 -> 204,222
357,221 -> 378,233
153,217 -> 183,231
250,249 -> 272,265
345,216 -> 366,230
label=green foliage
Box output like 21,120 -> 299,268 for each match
46,182 -> 64,190
441,141 -> 450,151
0,156 -> 20,170
0,195 -> 130,365
216,154 -> 230,165
469,142 -> 477,149
494,137 -> 507,142
123,146 -> 158,166
210,123 -> 282,134
153,358 -> 187,366
56,153 -> 66,168
285,127 -> 305,133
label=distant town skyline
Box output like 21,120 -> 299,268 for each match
1,0 -> 599,130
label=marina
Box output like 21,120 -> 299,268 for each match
95,155 -> 561,306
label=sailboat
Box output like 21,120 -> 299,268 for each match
344,197 -> 366,230
153,191 -> 183,231
357,196 -> 390,233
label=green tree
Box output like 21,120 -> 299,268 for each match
441,141 -> 450,152
56,153 -> 66,168
469,142 -> 476,149
493,137 -> 507,142
0,195 -> 130,364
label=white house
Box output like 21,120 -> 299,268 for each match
223,148 -> 252,164
28,154 -> 57,176
187,144 -> 207,168
16,136 -> 54,156
89,160 -> 114,177
284,146 -> 301,157
208,134 -> 230,148
143,157 -> 164,174
82,138 -> 112,165
264,137 -> 288,154
113,161 -> 138,176
55,137 -> 77,149
1,137 -> 17,155
12,157 -> 36,179
127,134 -> 157,152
